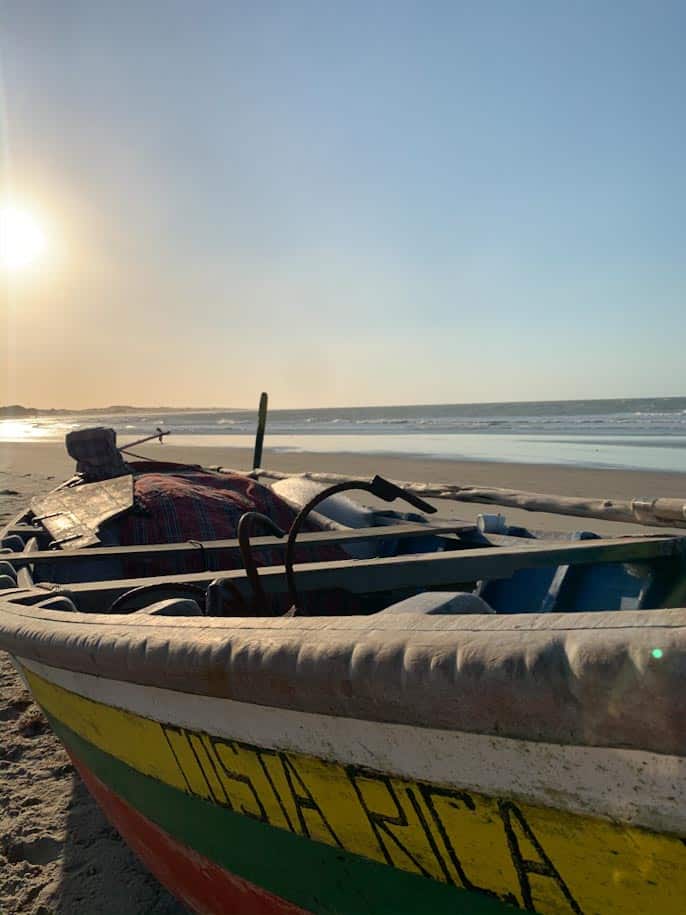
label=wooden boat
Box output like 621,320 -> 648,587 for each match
1,427 -> 686,915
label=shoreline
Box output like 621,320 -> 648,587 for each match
5,436 -> 686,475
5,436 -> 686,479
4,425 -> 686,475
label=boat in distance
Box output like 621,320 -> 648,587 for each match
1,422 -> 686,915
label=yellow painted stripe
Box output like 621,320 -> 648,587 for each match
25,666 -> 686,915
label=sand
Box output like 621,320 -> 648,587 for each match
1,438 -> 686,914
0,654 -> 188,915
3,438 -> 686,534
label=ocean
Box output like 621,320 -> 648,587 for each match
2,397 -> 686,473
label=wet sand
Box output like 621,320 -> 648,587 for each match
1,439 -> 685,914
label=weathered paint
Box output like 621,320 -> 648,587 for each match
52,717 -> 509,915
21,657 -> 686,834
72,752 -> 312,915
24,664 -> 686,915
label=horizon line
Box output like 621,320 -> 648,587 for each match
2,393 -> 686,415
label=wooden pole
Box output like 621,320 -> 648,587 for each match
239,468 -> 686,530
252,392 -> 268,470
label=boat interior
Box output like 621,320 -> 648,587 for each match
2,456 -> 686,620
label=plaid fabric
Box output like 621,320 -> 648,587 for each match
117,464 -> 354,614
66,427 -> 129,481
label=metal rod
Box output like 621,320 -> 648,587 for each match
252,392 -> 268,470
3,522 -> 472,568
119,427 -> 170,452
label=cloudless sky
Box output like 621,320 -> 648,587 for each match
1,1 -> 685,408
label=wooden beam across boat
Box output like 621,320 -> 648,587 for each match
20,533 -> 682,612
3,522 -> 474,569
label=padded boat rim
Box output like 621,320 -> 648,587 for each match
1,598 -> 685,754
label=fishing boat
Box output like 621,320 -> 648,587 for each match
1,418 -> 686,915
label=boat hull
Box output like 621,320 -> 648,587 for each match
16,657 -> 686,915
72,755 -> 309,915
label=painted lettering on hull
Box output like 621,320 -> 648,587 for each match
24,667 -> 686,915
161,723 -> 593,914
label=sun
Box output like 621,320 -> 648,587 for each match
0,203 -> 48,272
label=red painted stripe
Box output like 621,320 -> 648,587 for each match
69,750 -> 312,915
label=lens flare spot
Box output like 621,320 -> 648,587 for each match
651,648 -> 663,660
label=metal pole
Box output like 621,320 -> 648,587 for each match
252,392 -> 268,470
119,427 -> 170,452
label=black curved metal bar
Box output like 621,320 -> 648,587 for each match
284,476 -> 436,614
237,511 -> 286,612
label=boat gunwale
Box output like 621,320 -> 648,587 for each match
2,594 -> 686,755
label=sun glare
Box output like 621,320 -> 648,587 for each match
0,204 -> 48,272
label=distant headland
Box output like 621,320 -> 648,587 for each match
0,405 -> 193,418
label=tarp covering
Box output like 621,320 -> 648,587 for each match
103,464 -> 354,614
119,464 -> 345,576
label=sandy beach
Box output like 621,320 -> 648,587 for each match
3,438 -> 686,534
5,3 -> 685,909
2,439 -> 686,914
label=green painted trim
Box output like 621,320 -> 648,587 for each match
49,713 -> 514,915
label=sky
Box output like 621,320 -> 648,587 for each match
1,1 -> 685,409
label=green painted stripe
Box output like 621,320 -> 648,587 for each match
48,713 -> 513,915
